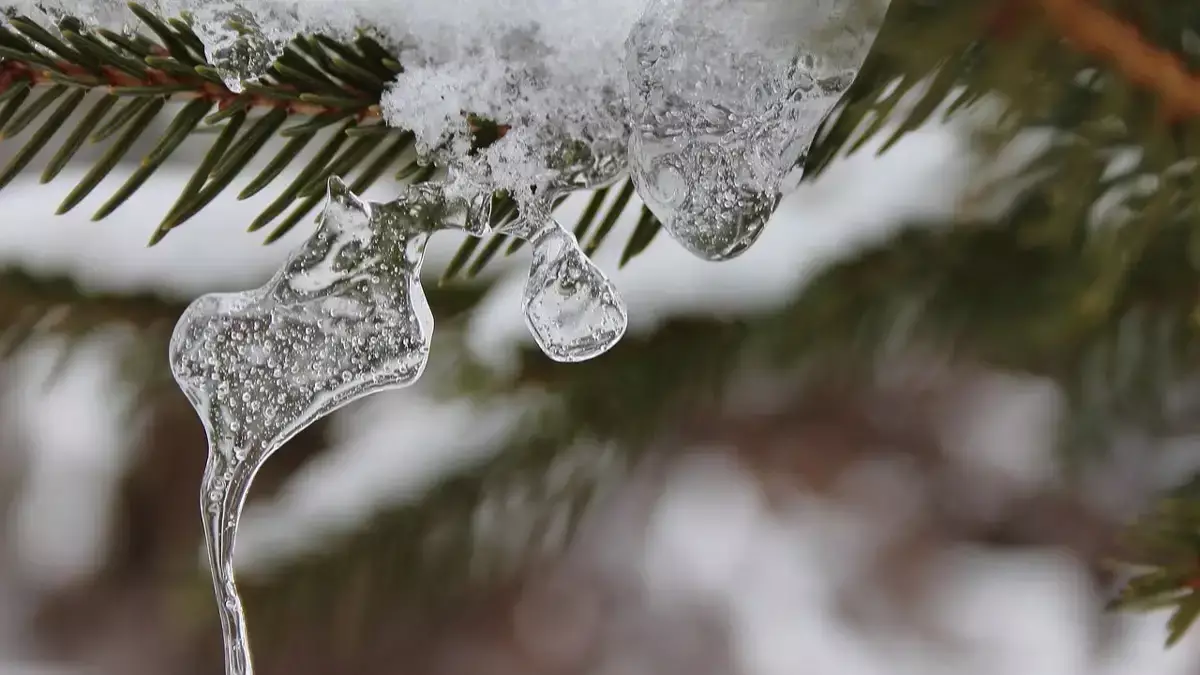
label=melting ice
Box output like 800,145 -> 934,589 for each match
626,0 -> 881,260
168,177 -> 489,675
188,2 -> 287,93
503,207 -> 628,363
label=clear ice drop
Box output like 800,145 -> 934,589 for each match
625,0 -> 879,261
502,209 -> 628,363
191,3 -> 284,93
168,177 -> 489,675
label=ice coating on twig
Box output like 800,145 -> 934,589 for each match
168,177 -> 489,675
626,0 -> 881,261
2,0 -> 885,230
189,2 -> 286,93
2,0 -> 641,207
377,0 -> 640,203
437,119 -> 630,213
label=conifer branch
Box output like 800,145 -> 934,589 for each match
7,1 -> 1200,647
0,48 -> 380,119
0,3 -> 654,270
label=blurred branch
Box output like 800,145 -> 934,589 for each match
0,266 -> 181,355
1036,0 -> 1200,122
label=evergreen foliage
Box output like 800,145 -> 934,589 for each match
5,0 -> 1200,649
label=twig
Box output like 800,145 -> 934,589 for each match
0,58 -> 381,119
1035,0 -> 1200,122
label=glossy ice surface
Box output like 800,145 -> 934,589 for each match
169,177 -> 489,675
626,0 -> 876,261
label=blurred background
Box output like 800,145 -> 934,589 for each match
1,94 -> 1199,675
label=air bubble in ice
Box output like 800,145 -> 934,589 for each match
169,177 -> 489,675
500,206 -> 627,363
625,0 -> 879,260
191,2 -> 284,93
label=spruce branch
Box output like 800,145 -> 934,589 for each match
0,266 -> 179,362
6,0 -> 1200,647
1108,478 -> 1200,646
2,1 -> 1195,276
804,0 -> 1200,179
0,4 -> 653,272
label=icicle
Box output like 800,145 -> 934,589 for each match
436,123 -> 630,363
625,0 -> 879,261
168,177 -> 489,675
500,202 -> 627,363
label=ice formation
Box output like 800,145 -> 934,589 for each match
472,114 -> 631,363
626,0 -> 882,260
187,2 -> 288,93
168,177 -> 488,675
373,0 -> 642,206
502,204 -> 627,363
2,2 -> 896,669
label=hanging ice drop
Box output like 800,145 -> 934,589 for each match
502,209 -> 627,363
625,0 -> 880,261
168,177 -> 489,675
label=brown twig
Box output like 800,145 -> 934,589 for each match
1033,0 -> 1200,122
0,58 -> 381,120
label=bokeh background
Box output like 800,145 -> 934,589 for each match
1,97 -> 1199,675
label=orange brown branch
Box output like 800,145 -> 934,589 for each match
1034,0 -> 1200,122
0,57 -> 381,120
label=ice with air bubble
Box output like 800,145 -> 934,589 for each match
186,1 -> 290,93
626,0 -> 881,261
467,121 -> 630,363
168,177 -> 489,675
501,206 -> 627,363
424,90 -> 630,364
